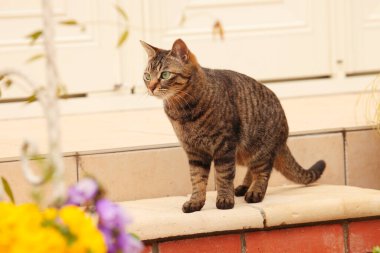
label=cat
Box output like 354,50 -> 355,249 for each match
140,39 -> 326,213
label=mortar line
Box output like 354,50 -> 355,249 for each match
342,130 -> 348,185
152,242 -> 159,253
74,152 -> 79,182
342,221 -> 349,253
240,233 -> 247,253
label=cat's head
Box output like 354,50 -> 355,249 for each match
140,39 -> 198,99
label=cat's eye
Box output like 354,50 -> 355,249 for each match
143,73 -> 151,81
160,71 -> 171,80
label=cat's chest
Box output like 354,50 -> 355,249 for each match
170,120 -> 197,139
169,119 -> 215,150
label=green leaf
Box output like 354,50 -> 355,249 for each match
31,154 -> 45,161
31,189 -> 42,205
26,93 -> 37,104
42,162 -> 55,184
130,232 -> 140,240
5,79 -> 12,88
373,246 -> 380,253
26,53 -> 44,64
1,177 -> 15,203
59,19 -> 79,26
59,19 -> 86,32
42,219 -> 77,246
114,4 -> 129,21
179,14 -> 187,27
117,29 -> 129,48
56,85 -> 68,97
212,20 -> 224,40
26,30 -> 43,45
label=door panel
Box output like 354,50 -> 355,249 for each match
346,0 -> 380,74
0,0 -> 120,98
142,0 -> 331,82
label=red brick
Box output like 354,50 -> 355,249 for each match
349,219 -> 380,253
141,244 -> 152,253
159,234 -> 241,253
245,224 -> 344,253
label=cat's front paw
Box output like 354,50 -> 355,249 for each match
234,185 -> 249,196
216,196 -> 235,210
182,200 -> 205,213
244,191 -> 265,203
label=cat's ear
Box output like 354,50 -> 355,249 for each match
171,39 -> 189,62
140,40 -> 159,59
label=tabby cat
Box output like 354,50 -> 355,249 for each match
141,39 -> 326,213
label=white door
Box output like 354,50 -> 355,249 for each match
142,0 -> 331,82
346,0 -> 380,74
0,0 -> 128,98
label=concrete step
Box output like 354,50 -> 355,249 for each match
1,93 -> 380,203
1,126 -> 380,204
120,184 -> 380,253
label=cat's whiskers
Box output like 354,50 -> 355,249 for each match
166,93 -> 181,116
176,89 -> 196,102
172,88 -> 196,110
159,88 -> 174,100
175,92 -> 192,111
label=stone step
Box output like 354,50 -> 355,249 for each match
119,184 -> 380,253
1,92 -> 380,203
1,127 -> 380,204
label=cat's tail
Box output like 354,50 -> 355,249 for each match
274,144 -> 326,184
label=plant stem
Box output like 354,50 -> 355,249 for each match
42,0 -> 65,205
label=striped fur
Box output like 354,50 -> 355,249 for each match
141,39 -> 326,213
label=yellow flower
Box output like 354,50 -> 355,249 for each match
0,202 -> 65,253
0,202 -> 106,253
59,205 -> 106,253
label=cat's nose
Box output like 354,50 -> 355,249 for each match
148,81 -> 159,94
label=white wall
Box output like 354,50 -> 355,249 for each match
0,0 -> 380,117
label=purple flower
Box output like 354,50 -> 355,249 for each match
96,199 -> 131,230
99,227 -> 117,253
119,233 -> 143,253
66,178 -> 99,205
96,199 -> 142,253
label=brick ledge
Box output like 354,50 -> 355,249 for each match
119,185 -> 380,241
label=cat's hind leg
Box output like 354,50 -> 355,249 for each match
234,168 -> 253,196
244,159 -> 274,203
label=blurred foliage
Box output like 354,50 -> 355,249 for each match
179,12 -> 225,40
26,91 -> 38,103
26,53 -> 45,64
212,20 -> 224,40
59,19 -> 86,32
59,19 -> 79,26
1,2 -> 131,101
26,30 -> 43,45
360,74 -> 380,131
56,85 -> 68,97
114,4 -> 129,48
57,3 -> 130,48
0,73 -> 13,98
373,246 -> 380,253
117,30 -> 129,48
179,13 -> 187,27
115,4 -> 128,21
1,177 -> 15,203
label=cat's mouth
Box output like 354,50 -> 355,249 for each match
149,88 -> 172,100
